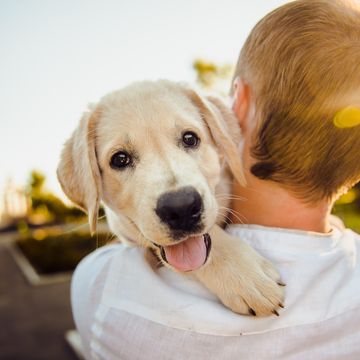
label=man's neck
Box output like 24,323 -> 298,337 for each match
231,176 -> 333,233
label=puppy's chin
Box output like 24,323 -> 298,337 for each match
154,233 -> 212,272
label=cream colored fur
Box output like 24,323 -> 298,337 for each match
57,80 -> 284,316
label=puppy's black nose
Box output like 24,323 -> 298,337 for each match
155,186 -> 203,232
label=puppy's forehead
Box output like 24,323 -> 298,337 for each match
96,82 -> 205,149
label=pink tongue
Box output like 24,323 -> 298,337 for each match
163,235 -> 206,272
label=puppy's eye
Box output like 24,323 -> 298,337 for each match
182,131 -> 200,148
110,151 -> 132,169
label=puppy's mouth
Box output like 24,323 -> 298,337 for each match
156,233 -> 211,272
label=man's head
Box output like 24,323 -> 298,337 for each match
232,0 -> 360,203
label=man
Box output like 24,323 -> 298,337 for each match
72,1 -> 360,358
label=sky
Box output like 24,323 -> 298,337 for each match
0,0 -> 289,200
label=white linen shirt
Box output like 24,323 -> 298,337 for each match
71,221 -> 360,360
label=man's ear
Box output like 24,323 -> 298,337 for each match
183,86 -> 246,186
232,77 -> 250,132
57,107 -> 102,234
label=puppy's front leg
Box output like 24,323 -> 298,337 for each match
193,225 -> 285,316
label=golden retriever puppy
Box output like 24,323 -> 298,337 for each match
57,80 -> 284,316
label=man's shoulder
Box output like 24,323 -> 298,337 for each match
77,243 -> 127,268
343,227 -> 360,260
71,242 -> 141,355
348,228 -> 360,242
73,243 -> 142,289
330,215 -> 360,245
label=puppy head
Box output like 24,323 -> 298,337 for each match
57,81 -> 244,270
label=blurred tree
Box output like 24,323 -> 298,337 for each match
193,59 -> 233,93
30,171 -> 46,192
27,170 -> 85,225
355,182 -> 360,211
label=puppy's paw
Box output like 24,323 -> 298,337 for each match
193,227 -> 285,317
217,254 -> 285,317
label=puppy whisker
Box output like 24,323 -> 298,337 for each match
217,210 -> 235,225
218,205 -> 247,225
216,194 -> 248,202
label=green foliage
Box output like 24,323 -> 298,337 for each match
14,171 -> 110,274
29,171 -> 46,192
193,59 -> 233,92
27,170 -> 86,225
333,183 -> 360,232
17,230 -> 110,274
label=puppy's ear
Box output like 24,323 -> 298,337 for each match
184,88 -> 246,186
57,107 -> 102,234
